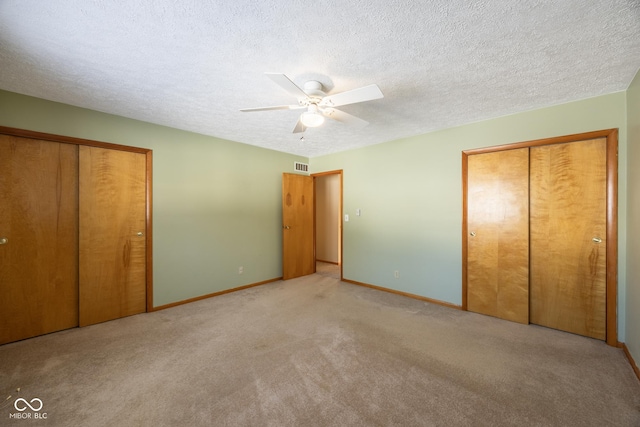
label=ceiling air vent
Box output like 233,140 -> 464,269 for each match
294,162 -> 309,174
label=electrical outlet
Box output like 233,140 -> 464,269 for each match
238,266 -> 243,274
394,270 -> 399,278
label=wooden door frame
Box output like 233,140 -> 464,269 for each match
0,126 -> 154,313
462,129 -> 618,346
312,170 -> 344,281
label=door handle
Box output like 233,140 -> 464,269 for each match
137,232 -> 144,236
592,237 -> 602,243
282,225 -> 291,230
0,237 -> 7,245
469,232 -> 476,237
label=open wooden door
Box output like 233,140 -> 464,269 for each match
282,173 -> 314,280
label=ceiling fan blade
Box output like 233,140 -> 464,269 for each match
320,84 -> 383,108
240,105 -> 303,112
292,117 -> 306,133
266,73 -> 308,99
322,108 -> 369,127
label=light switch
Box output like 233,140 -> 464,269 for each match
344,214 -> 349,222
356,208 -> 361,216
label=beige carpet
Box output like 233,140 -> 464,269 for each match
316,261 -> 341,279
1,266 -> 639,426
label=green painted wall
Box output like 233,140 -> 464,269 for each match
311,92 -> 628,339
0,90 -> 306,307
626,69 -> 640,364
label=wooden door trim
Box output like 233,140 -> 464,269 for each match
0,126 -> 150,153
311,170 -> 344,281
462,129 -> 618,346
606,129 -> 618,346
145,152 -> 154,312
0,126 -> 154,314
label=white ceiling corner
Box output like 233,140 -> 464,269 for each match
0,1 -> 639,157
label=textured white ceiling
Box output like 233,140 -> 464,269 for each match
1,1 -> 639,157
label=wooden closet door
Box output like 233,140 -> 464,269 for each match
79,146 -> 147,326
0,136 -> 78,345
467,148 -> 530,324
530,138 -> 607,339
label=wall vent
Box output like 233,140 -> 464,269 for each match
294,162 -> 309,174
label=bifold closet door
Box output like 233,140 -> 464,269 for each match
79,146 -> 147,327
530,138 -> 607,340
467,148 -> 529,324
0,136 -> 79,345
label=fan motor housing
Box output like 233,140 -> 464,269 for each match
303,81 -> 326,98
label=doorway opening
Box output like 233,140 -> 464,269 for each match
313,170 -> 343,280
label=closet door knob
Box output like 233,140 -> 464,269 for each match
0,237 -> 7,245
137,232 -> 144,236
469,232 -> 476,237
592,237 -> 602,243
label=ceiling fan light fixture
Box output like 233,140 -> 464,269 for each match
300,111 -> 325,127
300,104 -> 325,127
241,73 -> 384,134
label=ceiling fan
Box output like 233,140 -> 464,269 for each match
240,73 -> 384,133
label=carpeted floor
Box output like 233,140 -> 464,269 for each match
315,261 -> 341,279
1,265 -> 639,426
